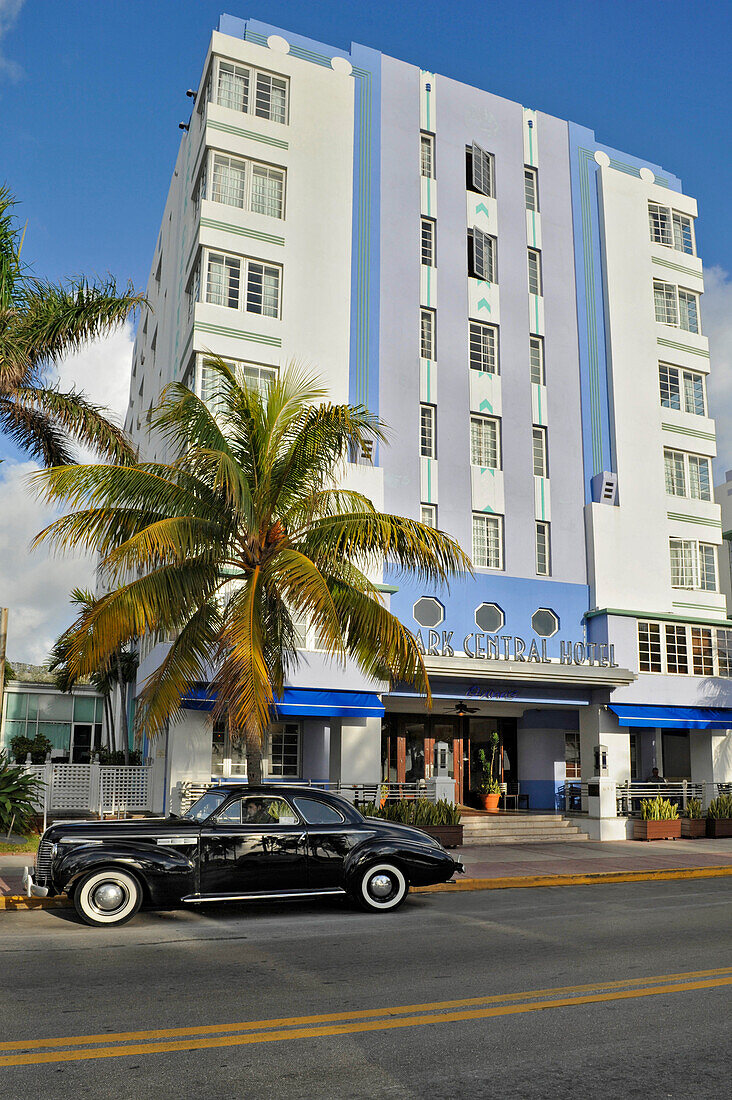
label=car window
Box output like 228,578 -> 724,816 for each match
183,790 -> 227,821
292,797 -> 345,825
217,796 -> 298,826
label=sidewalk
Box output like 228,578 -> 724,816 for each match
2,839 -> 732,905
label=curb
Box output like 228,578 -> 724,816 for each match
2,865 -> 731,909
415,865 -> 732,893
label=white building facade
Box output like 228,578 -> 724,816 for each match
125,15 -> 732,823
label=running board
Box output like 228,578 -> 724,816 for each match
182,887 -> 347,904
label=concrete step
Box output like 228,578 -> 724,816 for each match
460,814 -> 590,844
461,833 -> 591,845
461,819 -> 580,832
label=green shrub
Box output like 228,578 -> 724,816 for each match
98,748 -> 142,765
683,797 -> 703,819
9,733 -> 52,765
359,798 -> 461,826
640,795 -> 679,821
0,752 -> 42,834
708,793 -> 732,820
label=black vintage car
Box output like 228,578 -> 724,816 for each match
24,786 -> 463,926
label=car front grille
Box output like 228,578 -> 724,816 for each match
35,840 -> 54,882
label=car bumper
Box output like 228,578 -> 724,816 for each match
23,867 -> 50,898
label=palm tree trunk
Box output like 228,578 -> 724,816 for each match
115,653 -> 130,764
243,716 -> 263,786
103,693 -> 115,752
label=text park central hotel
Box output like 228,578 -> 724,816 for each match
125,14 -> 732,819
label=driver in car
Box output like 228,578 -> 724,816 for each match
244,799 -> 271,824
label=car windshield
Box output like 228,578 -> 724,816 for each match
183,790 -> 228,822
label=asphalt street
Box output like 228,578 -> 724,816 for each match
1,879 -> 730,1099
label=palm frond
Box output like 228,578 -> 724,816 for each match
0,393 -> 77,465
18,385 -> 135,464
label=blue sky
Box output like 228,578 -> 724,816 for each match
1,0 -> 730,290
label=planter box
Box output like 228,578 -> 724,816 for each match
418,824 -> 463,849
633,818 -> 681,841
706,818 -> 732,838
681,818 -> 707,839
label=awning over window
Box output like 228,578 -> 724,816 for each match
609,704 -> 732,730
180,685 -> 384,719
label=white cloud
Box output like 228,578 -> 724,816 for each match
0,459 -> 96,665
0,324 -> 135,664
703,266 -> 732,482
0,0 -> 24,81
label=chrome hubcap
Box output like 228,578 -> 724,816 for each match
93,882 -> 125,911
370,873 -> 393,898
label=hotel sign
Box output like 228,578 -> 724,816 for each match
414,631 -> 619,668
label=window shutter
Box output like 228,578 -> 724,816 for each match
472,142 -> 491,196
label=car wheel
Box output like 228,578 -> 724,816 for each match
73,868 -> 143,927
356,862 -> 409,912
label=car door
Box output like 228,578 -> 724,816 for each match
290,794 -> 363,890
199,794 -> 308,896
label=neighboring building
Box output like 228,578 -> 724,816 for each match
1,663 -> 106,764
125,14 -> 732,818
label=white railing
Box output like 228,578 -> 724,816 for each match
558,782 -> 589,815
176,779 -> 436,815
21,762 -> 153,824
615,780 -> 732,817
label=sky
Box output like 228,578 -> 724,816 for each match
0,0 -> 730,662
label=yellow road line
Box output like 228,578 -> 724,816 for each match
1,966 -> 730,1053
2,973 -> 731,1067
415,866 -> 732,892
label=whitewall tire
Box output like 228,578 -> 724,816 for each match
356,862 -> 408,912
73,868 -> 143,927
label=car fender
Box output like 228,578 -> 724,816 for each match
343,837 -> 448,891
55,843 -> 195,905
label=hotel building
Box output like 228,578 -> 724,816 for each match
124,14 -> 732,826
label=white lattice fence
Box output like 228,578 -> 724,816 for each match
50,765 -> 98,811
100,767 -> 152,814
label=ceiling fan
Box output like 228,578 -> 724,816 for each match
445,700 -> 479,717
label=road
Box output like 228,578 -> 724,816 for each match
1,879 -> 730,1098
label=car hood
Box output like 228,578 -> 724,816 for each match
42,817 -> 199,844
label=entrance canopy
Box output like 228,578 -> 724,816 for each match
609,704 -> 732,730
180,684 -> 384,719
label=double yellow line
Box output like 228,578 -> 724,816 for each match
2,967 -> 731,1067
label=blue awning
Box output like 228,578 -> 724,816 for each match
609,704 -> 732,730
180,685 -> 384,719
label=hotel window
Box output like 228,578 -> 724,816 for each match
654,281 -> 700,333
664,449 -> 711,500
529,336 -> 545,385
420,133 -> 435,179
205,154 -> 286,219
472,513 -> 503,569
187,260 -> 201,320
469,228 -> 496,282
535,521 -> 550,576
638,621 -> 662,672
268,723 -> 300,776
469,321 -> 498,374
670,539 -> 717,591
648,202 -> 695,255
524,167 -> 539,211
421,309 -> 435,360
212,59 -> 289,124
565,732 -> 580,778
528,248 -> 542,295
691,627 -> 714,676
532,426 -> 548,477
420,404 -> 436,458
468,142 -> 494,197
421,218 -> 436,267
717,629 -> 732,676
200,357 -> 276,410
470,415 -> 500,469
204,250 -> 281,318
665,624 -> 688,674
659,363 -> 706,416
421,503 -> 437,528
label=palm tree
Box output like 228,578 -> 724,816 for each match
31,361 -> 472,783
0,186 -> 145,466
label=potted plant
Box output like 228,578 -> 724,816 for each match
359,798 -> 463,848
633,795 -> 681,841
476,734 -> 501,813
681,797 -> 706,838
706,793 -> 732,837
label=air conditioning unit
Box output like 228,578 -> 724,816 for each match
591,471 -> 618,505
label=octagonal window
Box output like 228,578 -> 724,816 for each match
474,602 -> 505,633
413,596 -> 445,629
531,608 -> 559,637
